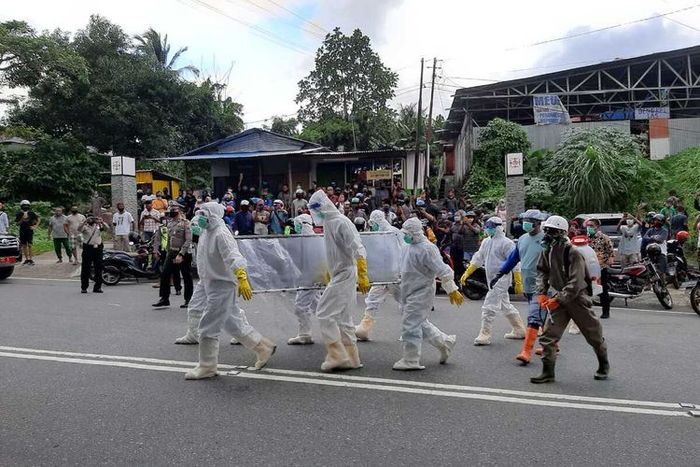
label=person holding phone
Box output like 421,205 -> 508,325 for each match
79,215 -> 105,293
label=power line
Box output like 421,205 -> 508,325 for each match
664,15 -> 700,32
179,0 -> 314,56
262,0 -> 330,35
507,3 -> 700,51
229,0 -> 326,39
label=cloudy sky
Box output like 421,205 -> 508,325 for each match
2,0 -> 700,126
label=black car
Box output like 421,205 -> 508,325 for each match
0,234 -> 21,280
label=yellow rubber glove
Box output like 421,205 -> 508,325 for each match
356,257 -> 370,294
513,271 -> 523,295
460,263 -> 478,286
235,267 -> 253,301
448,290 -> 464,306
322,270 -> 331,285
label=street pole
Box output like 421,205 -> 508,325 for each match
413,58 -> 424,193
425,57 -> 438,194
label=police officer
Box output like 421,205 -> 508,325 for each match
153,203 -> 193,308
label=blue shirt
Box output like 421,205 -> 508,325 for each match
233,211 -> 254,235
500,231 -> 544,294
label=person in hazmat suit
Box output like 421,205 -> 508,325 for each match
308,190 -> 370,372
490,209 -> 547,364
287,213 -> 321,345
355,209 -> 403,342
531,215 -> 609,384
394,217 -> 463,370
461,216 -> 526,345
184,202 -> 276,380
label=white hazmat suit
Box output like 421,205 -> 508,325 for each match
394,217 -> 460,370
308,190 -> 368,372
463,217 -> 526,345
355,209 -> 403,341
185,202 -> 276,380
287,214 -> 321,345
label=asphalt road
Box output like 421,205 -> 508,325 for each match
1,276 -> 699,466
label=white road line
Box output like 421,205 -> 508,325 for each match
0,351 -> 689,418
8,277 -> 80,282
232,372 -> 690,418
256,368 -> 685,409
0,346 -> 694,415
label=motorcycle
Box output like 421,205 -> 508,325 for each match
605,245 -> 673,309
100,234 -> 162,286
666,239 -> 688,290
685,277 -> 700,316
461,264 -> 490,300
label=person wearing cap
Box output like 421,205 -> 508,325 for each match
15,200 -> 40,265
233,200 -> 254,235
491,209 -> 547,364
461,216 -> 526,346
223,205 -> 236,231
292,189 -> 308,215
269,199 -> 288,235
394,217 -> 463,370
153,203 -> 193,308
531,215 -> 609,384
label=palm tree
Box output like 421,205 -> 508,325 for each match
134,28 -> 199,77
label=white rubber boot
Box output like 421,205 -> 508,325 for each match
174,309 -> 201,345
392,358 -> 425,370
320,341 -> 353,372
185,337 -> 219,380
439,335 -> 457,364
344,343 -> 363,369
474,321 -> 493,346
355,315 -> 375,342
252,337 -> 277,370
287,335 -> 314,345
504,313 -> 527,339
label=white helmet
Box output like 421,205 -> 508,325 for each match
20,200 -> 31,206
542,215 -> 568,232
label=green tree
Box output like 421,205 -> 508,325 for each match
265,116 -> 299,137
296,28 -> 398,150
0,20 -> 88,98
546,127 -> 657,215
134,27 -> 199,76
5,15 -> 242,162
0,129 -> 102,206
476,118 -> 530,178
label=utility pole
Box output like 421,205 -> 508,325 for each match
425,57 -> 439,193
413,58 -> 424,193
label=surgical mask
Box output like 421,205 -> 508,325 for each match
626,219 -> 634,226
192,215 -> 208,230
294,223 -> 302,234
485,227 -> 496,237
586,226 -> 596,236
370,223 -> 379,232
403,233 -> 413,244
522,221 -> 534,232
256,205 -> 263,211
21,205 -> 29,211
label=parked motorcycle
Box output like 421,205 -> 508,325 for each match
100,234 -> 162,286
606,243 -> 672,309
666,239 -> 688,290
686,279 -> 700,316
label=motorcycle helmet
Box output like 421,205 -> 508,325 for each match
676,230 -> 690,242
646,243 -> 662,259
652,214 -> 665,222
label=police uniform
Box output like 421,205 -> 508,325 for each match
156,211 -> 193,305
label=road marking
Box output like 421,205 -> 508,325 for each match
609,306 -> 695,316
0,346 -> 694,418
8,277 -> 79,282
231,371 -> 689,418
